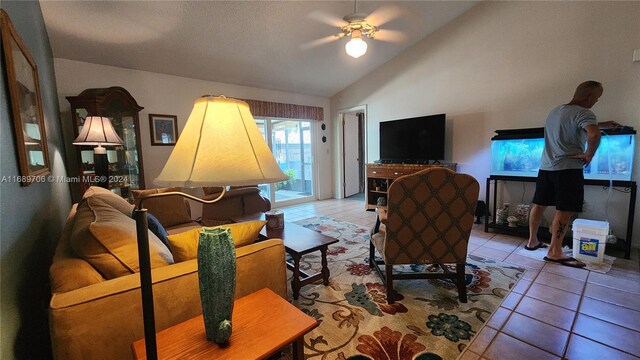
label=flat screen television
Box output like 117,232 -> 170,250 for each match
379,114 -> 445,163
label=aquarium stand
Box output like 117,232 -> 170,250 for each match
484,176 -> 636,259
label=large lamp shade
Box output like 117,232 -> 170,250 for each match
154,96 -> 287,187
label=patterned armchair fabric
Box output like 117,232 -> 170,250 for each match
370,167 -> 479,303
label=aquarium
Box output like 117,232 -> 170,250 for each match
490,128 -> 636,181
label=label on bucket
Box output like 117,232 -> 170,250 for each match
579,237 -> 599,257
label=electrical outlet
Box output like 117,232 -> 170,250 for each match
634,49 -> 640,62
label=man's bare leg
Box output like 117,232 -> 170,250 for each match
546,210 -> 577,260
526,204 -> 546,248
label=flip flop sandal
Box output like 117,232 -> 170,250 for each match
524,242 -> 548,251
543,256 -> 586,268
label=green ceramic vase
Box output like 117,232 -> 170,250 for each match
197,227 -> 236,344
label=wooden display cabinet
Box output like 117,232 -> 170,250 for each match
67,87 -> 145,198
365,163 -> 457,210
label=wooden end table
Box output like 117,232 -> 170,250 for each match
131,288 -> 317,360
232,213 -> 339,300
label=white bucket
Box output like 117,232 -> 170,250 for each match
572,219 -> 609,264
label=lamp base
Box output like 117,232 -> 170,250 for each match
198,227 -> 236,344
94,152 -> 108,189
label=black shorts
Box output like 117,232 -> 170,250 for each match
532,169 -> 584,212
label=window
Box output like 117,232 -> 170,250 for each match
254,118 -> 315,205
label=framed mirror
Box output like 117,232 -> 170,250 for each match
1,10 -> 51,185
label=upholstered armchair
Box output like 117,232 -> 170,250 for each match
369,167 -> 479,304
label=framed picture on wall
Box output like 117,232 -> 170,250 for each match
1,10 -> 51,185
149,114 -> 179,146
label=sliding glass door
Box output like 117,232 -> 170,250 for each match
255,118 -> 315,206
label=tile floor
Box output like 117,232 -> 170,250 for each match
278,197 -> 640,360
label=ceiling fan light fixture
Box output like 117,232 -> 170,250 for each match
305,2 -> 403,58
345,30 -> 367,58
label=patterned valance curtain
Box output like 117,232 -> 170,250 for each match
240,98 -> 324,121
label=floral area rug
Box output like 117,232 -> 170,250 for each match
288,215 -> 524,360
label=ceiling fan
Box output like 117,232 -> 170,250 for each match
303,1 -> 406,58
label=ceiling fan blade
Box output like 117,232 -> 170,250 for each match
308,10 -> 348,28
299,35 -> 339,50
373,29 -> 406,43
365,5 -> 403,27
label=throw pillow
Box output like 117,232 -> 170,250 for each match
167,220 -> 267,262
225,220 -> 267,247
82,186 -> 134,216
70,196 -> 174,279
146,213 -> 171,251
165,229 -> 200,263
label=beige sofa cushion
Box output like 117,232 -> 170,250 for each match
167,220 -> 267,262
71,196 -> 174,279
82,186 -> 134,216
131,187 -> 192,228
50,205 -> 105,293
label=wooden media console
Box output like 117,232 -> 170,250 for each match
365,163 -> 457,210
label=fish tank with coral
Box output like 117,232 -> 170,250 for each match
490,127 -> 636,181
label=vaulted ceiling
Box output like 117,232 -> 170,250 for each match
41,1 -> 477,97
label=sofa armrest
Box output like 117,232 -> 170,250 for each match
49,239 -> 286,360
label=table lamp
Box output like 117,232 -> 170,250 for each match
134,95 -> 287,359
73,116 -> 124,188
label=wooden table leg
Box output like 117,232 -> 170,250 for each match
320,246 -> 330,285
291,254 -> 302,300
292,337 -> 305,360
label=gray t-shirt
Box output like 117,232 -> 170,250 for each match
540,104 -> 597,171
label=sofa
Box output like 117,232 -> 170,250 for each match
201,186 -> 271,221
48,187 -> 287,359
130,187 -> 204,233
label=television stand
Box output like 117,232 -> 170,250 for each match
365,163 -> 457,210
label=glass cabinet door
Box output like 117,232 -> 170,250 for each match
67,87 -> 145,199
102,100 -> 141,195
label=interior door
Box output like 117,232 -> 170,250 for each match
343,113 -> 360,198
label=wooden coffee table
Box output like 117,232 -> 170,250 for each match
131,288 -> 317,359
232,213 -> 339,300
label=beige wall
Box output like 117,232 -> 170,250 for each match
331,1 -> 640,246
54,59 -> 333,210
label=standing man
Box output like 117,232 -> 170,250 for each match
525,81 -> 603,268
